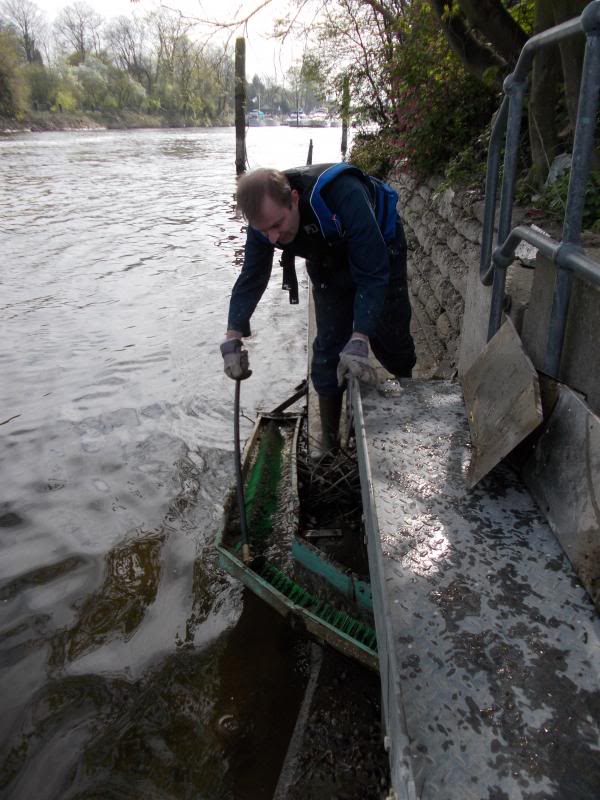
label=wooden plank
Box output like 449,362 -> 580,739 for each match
463,316 -> 543,487
522,385 -> 600,611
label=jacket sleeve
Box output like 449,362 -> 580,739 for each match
226,226 -> 275,337
322,174 -> 391,337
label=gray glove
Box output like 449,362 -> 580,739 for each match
220,338 -> 252,380
337,337 -> 377,387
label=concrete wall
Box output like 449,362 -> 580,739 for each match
391,171 -> 536,383
390,173 -> 475,377
391,169 -> 600,416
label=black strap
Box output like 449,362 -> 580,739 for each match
280,250 -> 299,304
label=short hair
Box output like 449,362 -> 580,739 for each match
236,168 -> 292,225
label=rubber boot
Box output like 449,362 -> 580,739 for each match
318,393 -> 343,452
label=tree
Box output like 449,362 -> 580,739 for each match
247,72 -> 265,109
104,14 -> 152,93
277,0 -> 394,125
293,0 -> 497,178
24,61 -> 59,109
0,0 -> 45,63
147,8 -> 192,87
54,1 -> 103,64
0,27 -> 28,116
206,45 -> 235,117
75,55 -> 109,109
430,0 -> 589,185
107,65 -> 146,111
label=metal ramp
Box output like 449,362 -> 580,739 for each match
354,380 -> 600,800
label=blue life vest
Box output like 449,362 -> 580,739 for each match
251,163 -> 399,249
291,162 -> 399,243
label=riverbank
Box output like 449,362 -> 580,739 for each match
0,110 -> 233,134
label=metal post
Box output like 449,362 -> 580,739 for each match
544,5 -> 600,376
487,77 -> 526,340
481,9 -> 594,344
480,99 -> 509,286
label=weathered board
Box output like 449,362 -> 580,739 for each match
523,384 -> 600,611
463,316 -> 543,487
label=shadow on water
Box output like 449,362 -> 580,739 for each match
160,138 -> 210,160
1,593 -> 308,800
0,440 -> 308,800
0,556 -> 87,603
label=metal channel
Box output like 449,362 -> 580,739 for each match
351,379 -> 417,800
353,379 -> 600,799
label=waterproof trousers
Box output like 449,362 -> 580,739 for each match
306,223 -> 416,397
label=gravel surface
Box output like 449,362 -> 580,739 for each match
275,645 -> 391,800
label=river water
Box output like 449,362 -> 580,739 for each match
0,126 -> 351,799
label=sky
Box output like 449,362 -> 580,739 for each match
35,0 -> 307,78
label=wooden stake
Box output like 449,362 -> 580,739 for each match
341,75 -> 350,159
235,38 -> 246,176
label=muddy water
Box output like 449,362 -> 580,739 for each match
0,126 -> 351,799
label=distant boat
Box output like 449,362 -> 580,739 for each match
247,110 -> 266,127
284,112 -> 309,127
308,111 -> 329,128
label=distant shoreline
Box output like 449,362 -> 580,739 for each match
0,110 -> 233,134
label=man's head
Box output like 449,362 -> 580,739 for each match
236,168 -> 300,246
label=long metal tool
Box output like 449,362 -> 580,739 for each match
234,379 -> 251,564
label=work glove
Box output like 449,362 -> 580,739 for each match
220,338 -> 252,380
337,337 -> 377,387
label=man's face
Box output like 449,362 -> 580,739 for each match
254,189 -> 300,246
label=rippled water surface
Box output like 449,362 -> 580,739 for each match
0,126 -> 351,799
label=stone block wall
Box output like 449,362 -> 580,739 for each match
390,171 -> 486,376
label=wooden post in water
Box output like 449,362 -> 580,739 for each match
235,38 -> 246,176
306,138 -> 313,165
341,75 -> 350,159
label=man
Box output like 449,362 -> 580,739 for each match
220,163 -> 416,449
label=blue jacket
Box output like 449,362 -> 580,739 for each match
227,163 -> 401,337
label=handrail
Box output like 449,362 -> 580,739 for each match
480,1 -> 600,378
494,225 -> 600,286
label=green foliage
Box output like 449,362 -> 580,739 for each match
75,57 -> 110,111
52,89 -> 77,112
0,6 -> 236,125
508,0 -> 535,33
349,131 -> 398,179
108,68 -> 147,111
308,1 -> 500,179
391,4 -> 499,179
442,127 -> 491,189
526,170 -> 600,232
0,29 -> 28,117
24,63 -> 59,109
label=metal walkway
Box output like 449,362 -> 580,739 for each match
354,380 -> 600,800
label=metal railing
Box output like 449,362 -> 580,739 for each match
481,0 -> 600,378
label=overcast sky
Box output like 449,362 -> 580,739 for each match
35,0 -> 304,78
